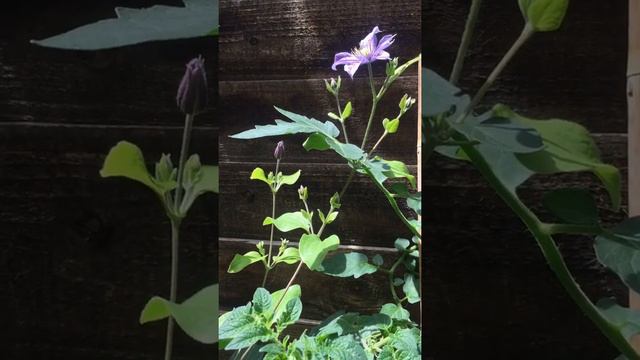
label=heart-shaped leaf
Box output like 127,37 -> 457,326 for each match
321,252 -> 378,278
263,212 -> 311,233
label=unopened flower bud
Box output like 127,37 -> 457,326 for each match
274,140 -> 285,160
298,185 -> 308,201
155,153 -> 175,182
182,154 -> 202,187
330,192 -> 341,209
176,56 -> 208,115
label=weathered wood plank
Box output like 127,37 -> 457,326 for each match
218,237 -> 419,322
219,0 -> 421,81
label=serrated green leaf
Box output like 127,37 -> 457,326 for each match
32,0 -> 219,50
100,141 -> 175,196
252,288 -> 272,314
279,297 -> 302,327
263,212 -> 311,233
543,188 -> 600,226
299,234 -> 340,270
228,251 -> 264,273
267,285 -> 302,324
140,283 -> 218,343
321,252 -> 378,278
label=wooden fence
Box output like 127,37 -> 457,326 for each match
0,1 -> 217,358
218,0 -> 421,350
425,1 -> 629,358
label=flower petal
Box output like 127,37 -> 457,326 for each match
344,62 -> 362,79
359,26 -> 382,54
332,52 -> 360,70
376,34 -> 396,51
373,50 -> 391,62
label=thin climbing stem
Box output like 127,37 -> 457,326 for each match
361,63 -> 379,149
163,113 -> 194,360
334,93 -> 350,144
370,131 -> 388,154
450,0 -> 483,85
262,160 -> 281,287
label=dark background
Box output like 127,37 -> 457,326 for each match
217,0 -> 420,356
425,1 -> 629,359
0,1 -> 217,359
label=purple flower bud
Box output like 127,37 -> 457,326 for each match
176,56 -> 208,115
274,140 -> 285,160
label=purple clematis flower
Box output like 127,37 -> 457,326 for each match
331,26 -> 396,78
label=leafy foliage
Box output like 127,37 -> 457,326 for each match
32,0 -> 219,50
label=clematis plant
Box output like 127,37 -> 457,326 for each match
220,26 -> 421,359
425,0 -> 640,358
100,56 -> 219,360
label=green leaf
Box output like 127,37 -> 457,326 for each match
383,118 -> 400,134
219,304 -> 272,351
299,234 -> 340,270
232,107 -> 365,161
595,217 -> 640,293
597,298 -> 640,340
232,107 -> 340,139
495,105 -> 621,210
100,141 -> 175,196
449,111 -> 544,154
273,247 -> 300,265
32,0 -> 219,50
543,188 -> 599,226
402,274 -> 421,304
277,170 -> 301,187
423,68 -> 466,117
342,101 -> 353,120
267,285 -> 302,323
228,251 -> 265,273
363,158 -> 416,189
303,133 -> 331,151
279,297 -> 302,327
379,303 -> 410,321
180,165 -> 218,214
373,254 -> 384,266
520,0 -> 569,32
328,112 -> 341,121
325,211 -> 339,224
263,212 -> 311,233
250,167 -> 272,186
140,283 -> 218,344
252,288 -> 272,314
321,252 -> 378,278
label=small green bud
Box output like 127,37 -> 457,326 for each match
256,241 -> 265,256
182,154 -> 202,187
324,76 -> 342,96
155,153 -> 175,182
298,185 -> 308,201
329,192 -> 341,209
386,57 -> 399,77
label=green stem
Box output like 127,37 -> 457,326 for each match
164,219 -> 181,360
450,0 -> 483,85
388,253 -> 406,304
173,114 -> 195,211
361,63 -> 379,149
334,93 -> 350,144
457,23 -> 534,123
263,160 -> 281,287
456,133 -> 640,360
370,131 -> 388,155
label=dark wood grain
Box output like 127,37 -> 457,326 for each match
219,0 -> 420,81
0,1 -> 218,358
425,0 -> 628,358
